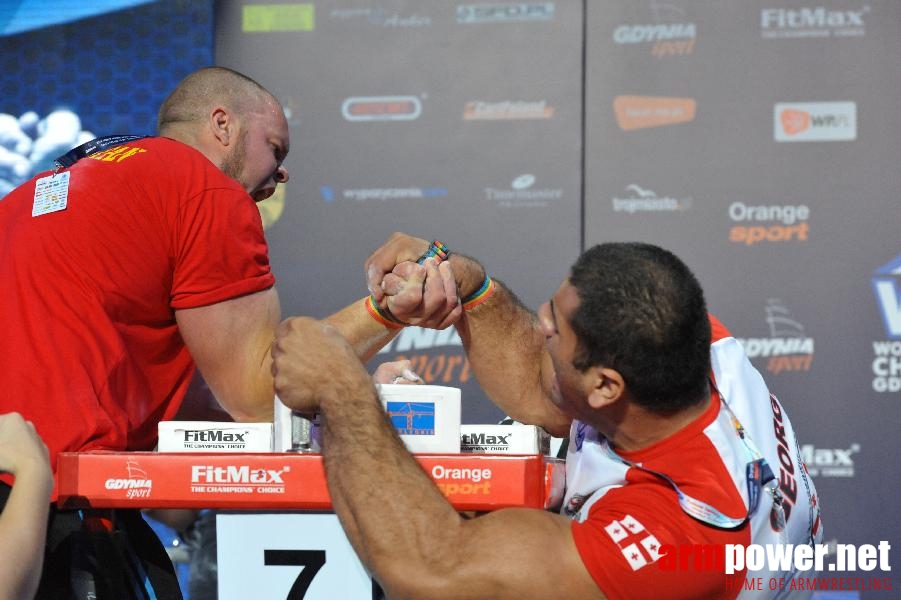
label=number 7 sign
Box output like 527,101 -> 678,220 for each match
217,513 -> 375,599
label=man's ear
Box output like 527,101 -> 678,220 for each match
210,107 -> 232,146
586,367 -> 625,409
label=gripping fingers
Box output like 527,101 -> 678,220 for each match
383,262 -> 426,322
433,261 -> 462,329
415,259 -> 460,329
364,233 -> 431,300
271,317 -> 352,412
380,272 -> 406,297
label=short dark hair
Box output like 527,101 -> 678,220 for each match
568,242 -> 711,413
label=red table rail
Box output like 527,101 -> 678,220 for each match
57,452 -> 561,511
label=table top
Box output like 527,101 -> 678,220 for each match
57,451 -> 561,511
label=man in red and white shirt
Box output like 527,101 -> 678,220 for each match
271,235 -> 822,600
563,314 -> 821,598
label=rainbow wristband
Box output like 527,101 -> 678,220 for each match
461,276 -> 496,311
416,240 -> 450,265
365,295 -> 405,330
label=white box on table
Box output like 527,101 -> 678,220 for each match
157,421 -> 273,452
460,424 -> 549,454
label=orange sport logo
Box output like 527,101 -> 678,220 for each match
727,201 -> 810,247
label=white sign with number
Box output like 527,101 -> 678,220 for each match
216,513 -> 373,599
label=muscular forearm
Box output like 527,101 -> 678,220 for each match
233,295 -> 399,420
177,288 -> 280,423
217,340 -> 278,423
269,315 -> 454,590
271,313 -> 598,600
450,258 -> 571,436
319,385 -> 587,600
324,298 -> 400,363
319,386 -> 464,597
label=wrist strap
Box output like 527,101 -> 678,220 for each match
364,296 -> 405,330
462,276 -> 496,311
416,240 -> 450,264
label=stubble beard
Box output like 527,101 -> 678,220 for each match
220,131 -> 248,192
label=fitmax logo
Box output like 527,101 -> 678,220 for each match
191,466 -> 286,484
182,430 -> 246,442
872,254 -> 901,339
800,444 -> 858,478
462,433 -> 511,446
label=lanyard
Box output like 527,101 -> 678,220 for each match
597,382 -> 784,530
53,135 -> 149,170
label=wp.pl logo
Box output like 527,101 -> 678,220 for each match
774,102 -> 856,142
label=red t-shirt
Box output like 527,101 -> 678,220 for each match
0,137 -> 275,486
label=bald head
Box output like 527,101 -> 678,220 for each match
157,66 -> 277,135
156,66 -> 291,201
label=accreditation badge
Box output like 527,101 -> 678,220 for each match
32,171 -> 70,217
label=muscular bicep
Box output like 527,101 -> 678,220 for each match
467,508 -> 604,599
175,287 -> 280,422
381,508 -> 604,600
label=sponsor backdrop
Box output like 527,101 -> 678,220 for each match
2,0 -> 898,595
215,0 -> 901,591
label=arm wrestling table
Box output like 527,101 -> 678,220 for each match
57,452 -> 561,599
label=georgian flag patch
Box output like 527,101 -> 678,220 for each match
603,515 -> 664,570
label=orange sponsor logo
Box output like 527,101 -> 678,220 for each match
767,354 -> 813,374
780,109 -> 810,136
729,223 -> 809,246
435,481 -> 492,496
613,96 -> 696,130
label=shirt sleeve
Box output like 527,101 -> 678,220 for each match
709,313 -> 732,343
570,486 -> 747,599
170,186 -> 275,309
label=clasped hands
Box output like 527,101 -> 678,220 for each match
366,232 -> 461,330
272,233 -> 461,414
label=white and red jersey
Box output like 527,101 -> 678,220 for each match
562,315 -> 822,599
